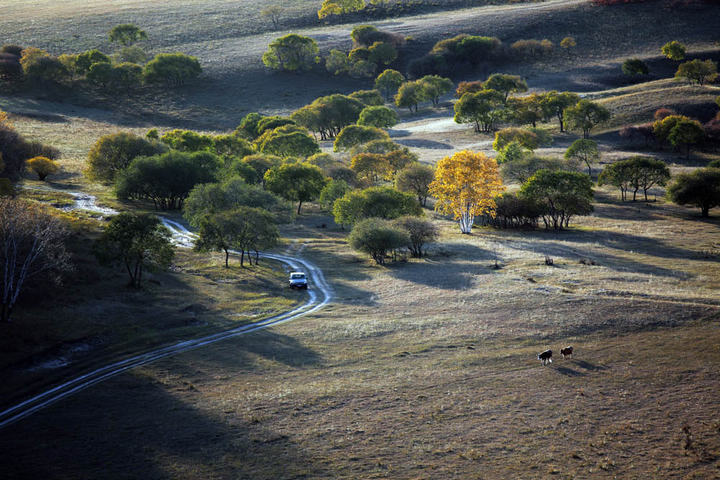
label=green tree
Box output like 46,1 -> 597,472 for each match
496,141 -> 529,165
395,81 -> 423,113
116,151 -> 220,209
598,160 -> 635,201
240,154 -> 281,186
500,155 -> 568,185
109,24 -> 148,46
564,99 -> 611,138
453,89 -> 505,133
261,5 -> 285,28
75,49 -> 111,75
257,125 -> 320,158
143,53 -> 202,86
86,62 -> 114,87
419,75 -> 454,106
483,73 -> 528,103
319,179 -> 350,211
667,168 -> 720,217
161,129 -> 214,152
184,178 -> 291,226
667,118 -> 705,160
368,41 -> 398,66
318,0 -> 365,19
262,34 -> 319,72
87,132 -> 167,182
211,135 -> 254,162
661,40 -> 686,61
493,127 -> 540,152
94,213 -> 174,288
375,69 -> 404,100
541,91 -> 580,132
520,170 -> 594,230
291,94 -> 364,140
23,56 -> 69,84
357,105 -> 399,128
565,139 -> 600,178
348,217 -> 409,265
507,93 -> 544,128
334,125 -> 389,152
622,58 -> 649,77
395,163 -> 434,206
333,186 -> 422,226
349,89 -> 384,106
264,163 -> 327,214
236,112 -> 264,139
675,59 -> 718,86
195,207 -> 278,267
325,49 -> 350,75
393,216 -> 438,258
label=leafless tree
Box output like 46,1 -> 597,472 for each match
0,198 -> 71,322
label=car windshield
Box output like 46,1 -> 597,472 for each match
291,274 -> 305,279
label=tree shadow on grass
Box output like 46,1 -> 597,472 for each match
387,243 -> 495,290
554,365 -> 587,377
0,372 -> 322,480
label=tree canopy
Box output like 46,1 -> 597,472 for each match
262,34 -> 319,72
109,24 -> 148,46
564,99 -> 611,138
264,163 -> 327,214
333,186 -> 422,227
667,167 -> 720,217
143,53 -> 201,86
520,170 -> 593,230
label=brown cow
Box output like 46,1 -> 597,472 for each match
560,346 -> 573,359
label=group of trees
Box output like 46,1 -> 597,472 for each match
395,75 -> 454,112
659,40 -> 718,86
1,25 -> 201,93
0,110 -> 60,184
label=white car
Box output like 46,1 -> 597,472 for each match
289,272 -> 308,290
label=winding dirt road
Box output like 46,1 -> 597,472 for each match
0,198 -> 332,429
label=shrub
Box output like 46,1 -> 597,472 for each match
349,89 -> 385,106
675,59 -> 718,86
667,168 -> 720,217
511,39 -> 553,59
478,192 -> 542,229
654,108 -> 676,121
456,81 -> 484,98
333,186 -> 422,226
87,132 -> 168,183
262,34 -> 319,72
143,53 -> 202,86
319,179 -> 350,211
357,105 -> 399,128
661,40 -> 686,61
26,156 -> 60,180
622,58 -> 649,77
493,127 -> 540,152
348,218 -> 409,265
393,216 -> 438,258
395,163 -> 434,206
0,122 -> 60,181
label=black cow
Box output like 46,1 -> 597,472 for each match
538,349 -> 552,365
560,346 -> 573,359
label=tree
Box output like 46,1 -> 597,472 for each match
454,89 -> 505,133
116,151 -> 220,209
496,141 -> 529,164
318,0 -> 365,19
541,91 -> 580,132
114,46 -> 148,64
357,105 -> 399,128
264,163 -> 327,214
75,49 -> 111,75
94,213 -> 174,288
195,207 -> 278,267
332,186 -> 422,226
507,93 -> 544,128
23,56 -> 69,84
653,114 -> 690,145
564,99 -> 611,138
622,58 -> 649,77
19,47 -> 49,72
0,120 -> 60,181
560,37 -> 576,50
395,81 -> 423,113
375,69 -> 404,100
661,40 -> 686,61
184,178 -> 291,226
395,163 -> 434,207
236,112 -> 265,139
675,59 -> 718,86
600,156 -> 670,202
109,24 -> 148,46
565,139 -> 600,178
667,168 -> 720,217
483,74 -> 528,103
143,53 -> 202,86
291,94 -> 364,140
87,132 -> 167,182
240,154 -> 281,186
393,216 -> 438,258
211,134 -> 254,162
520,170 -> 594,230
493,127 -> 540,152
319,179 -> 350,211
26,156 -> 60,181
456,81 -> 484,98
259,129 -> 319,159
419,75 -> 454,106
261,5 -> 285,28
348,218 -> 408,265
429,150 -> 504,234
598,160 -> 635,201
349,89 -> 384,106
0,199 -> 70,321
351,153 -> 391,184
500,155 -> 568,185
368,41 -> 398,66
86,62 -> 114,87
110,62 -> 143,92
262,34 -> 319,72
667,118 -> 705,160
334,125 -> 389,152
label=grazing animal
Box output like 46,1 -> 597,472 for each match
538,349 -> 552,365
560,346 -> 573,359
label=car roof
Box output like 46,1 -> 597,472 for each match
290,272 -> 306,275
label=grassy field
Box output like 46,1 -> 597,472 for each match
2,0 -> 720,478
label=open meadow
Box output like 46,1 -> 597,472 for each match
1,0 -> 720,478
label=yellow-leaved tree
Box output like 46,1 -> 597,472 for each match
318,0 -> 365,19
429,150 -> 504,234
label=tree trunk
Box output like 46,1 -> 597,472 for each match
224,248 -> 230,268
632,188 -> 638,201
297,201 -> 303,215
240,250 -> 245,267
701,204 -> 709,218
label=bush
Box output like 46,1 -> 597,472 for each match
456,81 -> 484,98
478,192 -> 542,229
393,216 -> 438,258
349,89 -> 385,106
622,58 -> 649,77
675,59 -> 718,86
0,122 -> 60,181
654,108 -> 676,121
357,105 -> 399,128
661,40 -> 686,61
395,163 -> 434,206
520,170 -> 594,230
493,127 -> 540,152
262,34 -> 318,72
143,53 -> 202,86
511,39 -> 553,59
88,132 -> 168,183
23,56 -> 69,84
319,179 -> 350,211
333,186 -> 422,226
334,125 -> 389,152
26,156 -> 60,181
348,218 -> 409,265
